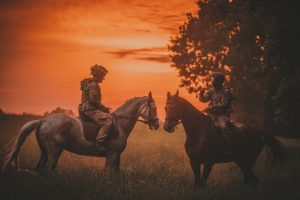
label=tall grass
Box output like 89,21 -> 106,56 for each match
0,115 -> 300,200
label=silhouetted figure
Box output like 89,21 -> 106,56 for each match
199,72 -> 233,155
78,64 -> 112,149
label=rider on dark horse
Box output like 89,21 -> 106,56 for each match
199,72 -> 233,155
78,64 -> 112,149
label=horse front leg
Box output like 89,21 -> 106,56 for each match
105,152 -> 120,173
201,162 -> 213,184
190,159 -> 201,187
115,154 -> 121,170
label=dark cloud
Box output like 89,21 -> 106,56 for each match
134,29 -> 152,33
104,49 -> 137,58
104,46 -> 166,58
135,3 -> 159,8
104,46 -> 170,63
135,55 -> 170,63
127,8 -> 189,34
135,4 -> 152,8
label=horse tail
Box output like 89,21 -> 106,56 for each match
1,120 -> 42,172
262,134 -> 289,168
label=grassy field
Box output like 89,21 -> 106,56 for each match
0,114 -> 300,200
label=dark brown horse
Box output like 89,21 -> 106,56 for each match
163,90 -> 288,186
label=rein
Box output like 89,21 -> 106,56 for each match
112,113 -> 149,124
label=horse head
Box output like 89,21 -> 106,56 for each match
114,91 -> 159,131
138,91 -> 160,130
164,90 -> 181,133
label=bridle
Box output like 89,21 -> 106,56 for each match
165,102 -> 182,128
113,99 -> 158,126
138,100 -> 159,125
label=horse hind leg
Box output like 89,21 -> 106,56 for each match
45,147 -> 63,172
40,139 -> 64,172
245,171 -> 257,186
236,161 -> 257,186
34,128 -> 48,174
34,151 -> 48,174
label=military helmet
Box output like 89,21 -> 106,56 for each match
211,72 -> 225,83
90,64 -> 108,77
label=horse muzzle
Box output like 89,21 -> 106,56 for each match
149,119 -> 160,130
163,121 -> 175,133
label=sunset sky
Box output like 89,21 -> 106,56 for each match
0,0 -> 205,119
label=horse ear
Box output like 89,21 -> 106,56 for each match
167,91 -> 171,99
175,89 -> 179,97
148,91 -> 153,100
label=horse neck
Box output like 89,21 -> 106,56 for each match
114,98 -> 146,138
178,98 -> 208,138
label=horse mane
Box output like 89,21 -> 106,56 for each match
178,97 -> 208,119
114,96 -> 147,113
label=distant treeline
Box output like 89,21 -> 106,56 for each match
0,107 -> 75,138
0,107 -> 75,118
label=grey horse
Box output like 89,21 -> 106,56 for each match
2,92 -> 159,173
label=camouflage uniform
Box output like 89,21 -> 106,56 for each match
78,78 -> 112,143
199,73 -> 233,153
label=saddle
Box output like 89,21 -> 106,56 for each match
209,117 -> 246,147
78,113 -> 118,142
208,116 -> 245,136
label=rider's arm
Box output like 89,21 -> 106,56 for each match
199,88 -> 213,103
88,83 -> 110,113
88,82 -> 101,107
98,104 -> 110,113
97,92 -> 111,113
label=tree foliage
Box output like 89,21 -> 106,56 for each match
44,107 -> 75,117
169,0 -> 300,135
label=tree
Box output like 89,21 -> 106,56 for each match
169,0 -> 300,135
44,107 -> 75,117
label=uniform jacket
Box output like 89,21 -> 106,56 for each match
78,78 -> 109,113
199,86 -> 233,115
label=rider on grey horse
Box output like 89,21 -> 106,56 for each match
78,64 -> 112,149
199,72 -> 234,155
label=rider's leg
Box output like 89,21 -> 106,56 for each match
218,115 -> 232,155
96,118 -> 112,144
85,110 -> 113,145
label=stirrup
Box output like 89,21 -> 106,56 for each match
96,139 -> 107,146
96,136 -> 108,144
